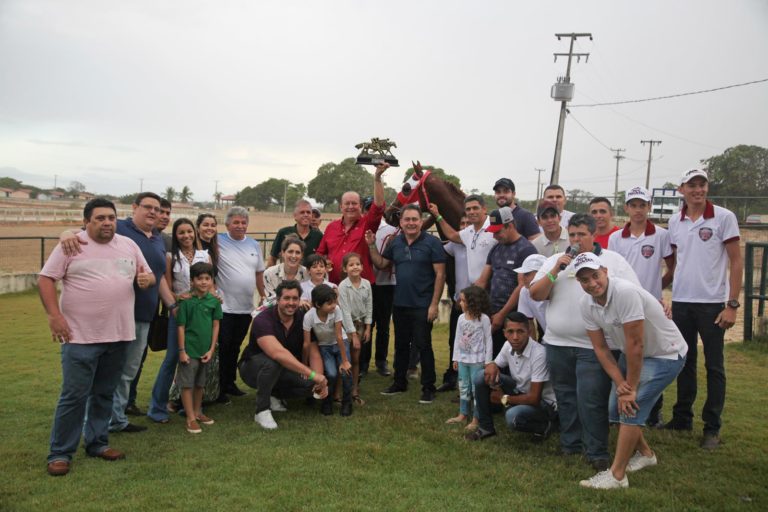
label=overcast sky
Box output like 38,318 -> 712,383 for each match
1,0 -> 767,203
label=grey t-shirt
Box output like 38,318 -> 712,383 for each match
217,233 -> 265,314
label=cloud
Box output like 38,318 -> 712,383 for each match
27,139 -> 140,153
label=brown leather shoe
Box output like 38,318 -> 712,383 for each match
91,448 -> 126,461
47,460 -> 70,476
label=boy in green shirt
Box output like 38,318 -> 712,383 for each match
177,262 -> 223,434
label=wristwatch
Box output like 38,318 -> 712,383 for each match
726,299 -> 740,309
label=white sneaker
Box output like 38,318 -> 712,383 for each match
270,396 -> 288,412
254,410 -> 278,430
626,451 -> 657,472
579,470 -> 628,490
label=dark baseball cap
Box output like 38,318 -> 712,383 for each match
493,178 -> 515,192
536,200 -> 560,218
486,207 -> 515,233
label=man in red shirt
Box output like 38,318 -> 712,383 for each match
317,163 -> 389,284
589,197 -> 620,249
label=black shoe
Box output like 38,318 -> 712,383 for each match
225,385 -> 246,397
376,363 -> 392,377
124,404 -> 143,416
532,421 -> 553,443
320,400 -> 333,416
701,433 -> 721,450
119,423 -> 147,433
436,382 -> 456,393
419,389 -> 435,404
341,401 -> 353,417
215,393 -> 231,405
590,458 -> 610,471
465,428 -> 496,441
661,420 -> 692,431
381,384 -> 406,395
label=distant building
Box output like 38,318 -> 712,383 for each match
0,187 -> 12,198
9,189 -> 32,199
77,192 -> 95,201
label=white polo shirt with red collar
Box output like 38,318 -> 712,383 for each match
668,201 -> 740,303
608,220 -> 672,300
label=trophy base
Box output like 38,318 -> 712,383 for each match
356,155 -> 399,167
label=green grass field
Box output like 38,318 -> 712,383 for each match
1,290 -> 766,511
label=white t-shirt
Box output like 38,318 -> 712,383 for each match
494,339 -> 556,405
170,249 -> 210,295
452,313 -> 493,364
668,202 -> 740,302
458,216 -> 497,283
560,209 -> 575,229
532,227 -> 568,258
580,277 -> 688,360
303,305 -> 346,346
373,220 -> 398,286
444,241 -> 469,301
300,279 -> 338,301
608,221 -> 672,300
517,286 -> 548,333
533,249 -> 640,349
217,233 -> 266,314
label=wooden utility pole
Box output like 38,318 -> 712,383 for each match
640,140 -> 662,189
535,168 -> 546,200
550,32 -> 592,185
611,148 -> 625,206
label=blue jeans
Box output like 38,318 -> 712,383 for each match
110,322 -> 149,431
48,341 -> 129,463
609,353 -> 686,426
146,315 -> 179,422
672,301 -> 726,434
320,342 -> 353,402
457,362 -> 483,417
546,344 -> 612,461
505,403 -> 555,434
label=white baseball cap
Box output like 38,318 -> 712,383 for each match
625,186 -> 652,203
515,254 -> 547,274
680,168 -> 708,185
573,252 -> 604,274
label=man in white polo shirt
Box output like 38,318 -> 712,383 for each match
664,169 -> 743,450
533,200 -> 568,257
609,186 -> 675,427
574,253 -> 687,489
429,194 -> 497,285
529,213 -> 640,471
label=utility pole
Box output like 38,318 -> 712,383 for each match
214,180 -> 220,208
54,174 -> 58,189
550,32 -> 592,186
139,178 -> 144,193
640,140 -> 662,189
610,148 -> 625,206
534,168 -> 546,200
282,182 -> 288,213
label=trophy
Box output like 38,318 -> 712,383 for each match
355,137 -> 399,167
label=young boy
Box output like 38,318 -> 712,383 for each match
300,254 -> 338,308
303,284 -> 354,416
176,262 -> 223,434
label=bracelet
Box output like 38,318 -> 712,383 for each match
435,215 -> 443,222
179,347 -> 186,352
546,272 -> 556,283
308,370 -> 316,381
168,302 -> 178,310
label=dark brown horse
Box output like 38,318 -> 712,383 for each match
384,161 -> 466,236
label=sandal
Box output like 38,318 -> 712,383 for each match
352,394 -> 365,406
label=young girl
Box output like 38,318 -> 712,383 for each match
303,284 -> 353,416
300,254 -> 337,309
337,252 -> 372,406
446,285 -> 492,430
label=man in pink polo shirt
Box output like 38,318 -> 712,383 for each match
39,198 -> 154,476
317,163 -> 389,284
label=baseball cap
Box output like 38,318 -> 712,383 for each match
573,252 -> 604,274
486,207 -> 515,233
311,208 -> 321,217
515,254 -> 548,274
680,168 -> 708,185
493,178 -> 515,192
625,186 -> 652,203
536,200 -> 560,218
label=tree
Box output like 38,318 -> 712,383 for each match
117,193 -> 138,205
702,144 -> 768,217
401,164 -> 461,189
0,177 -> 23,189
236,179 -> 306,211
307,158 -> 374,210
179,186 -> 193,203
164,186 -> 177,203
213,191 -> 223,209
68,180 -> 86,197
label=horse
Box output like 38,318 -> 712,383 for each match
383,161 -> 466,236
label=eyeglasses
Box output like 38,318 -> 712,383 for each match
138,204 -> 162,213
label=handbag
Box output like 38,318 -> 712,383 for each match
147,304 -> 169,351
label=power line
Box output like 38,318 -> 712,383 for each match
567,111 -> 613,152
570,78 -> 768,107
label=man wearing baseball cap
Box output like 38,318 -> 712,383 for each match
492,178 -> 540,240
664,169 -> 743,450
475,206 -> 537,356
514,253 -> 549,336
574,253 -> 687,489
533,200 -> 568,257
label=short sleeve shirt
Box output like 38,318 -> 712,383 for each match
458,217 -> 497,283
382,232 -> 447,309
176,293 -> 224,358
668,202 -> 740,303
517,286 -> 548,332
217,233 -> 266,314
303,306 -> 346,346
117,218 -> 167,322
486,237 -> 537,313
532,227 -> 568,257
511,205 -> 541,239
244,307 -> 306,361
494,339 -> 556,405
444,241 -> 469,301
270,224 -> 324,266
608,221 -> 672,300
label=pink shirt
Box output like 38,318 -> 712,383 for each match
40,232 -> 149,344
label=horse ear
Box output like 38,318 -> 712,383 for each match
412,160 -> 423,178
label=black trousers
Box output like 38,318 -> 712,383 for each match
362,284 -> 394,371
392,306 -> 435,391
239,353 -> 313,413
218,313 -> 253,392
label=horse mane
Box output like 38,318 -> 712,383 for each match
440,178 -> 465,199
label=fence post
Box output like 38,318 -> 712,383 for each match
744,244 -> 754,341
40,237 -> 45,271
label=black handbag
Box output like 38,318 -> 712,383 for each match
147,304 -> 169,351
